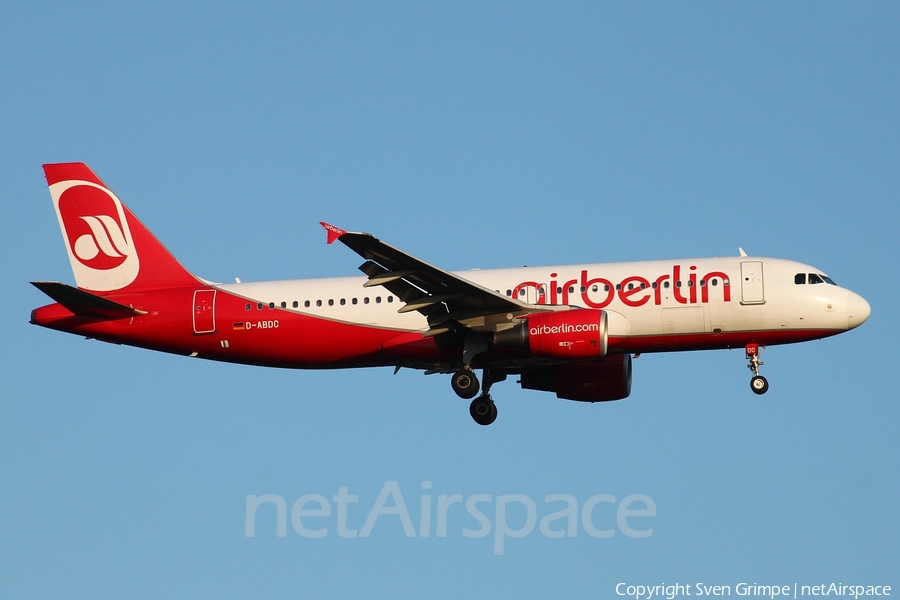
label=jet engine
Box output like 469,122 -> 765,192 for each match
494,309 -> 608,360
518,354 -> 632,402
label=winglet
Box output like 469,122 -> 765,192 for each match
320,222 -> 347,244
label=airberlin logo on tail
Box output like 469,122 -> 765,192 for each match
73,215 -> 130,263
49,180 -> 140,292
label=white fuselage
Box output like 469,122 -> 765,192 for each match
217,256 -> 869,343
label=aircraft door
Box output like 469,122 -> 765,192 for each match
193,289 -> 217,334
740,261 -> 765,305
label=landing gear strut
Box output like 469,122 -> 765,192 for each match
746,343 -> 769,395
451,333 -> 488,400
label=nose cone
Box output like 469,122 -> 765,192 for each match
846,291 -> 871,330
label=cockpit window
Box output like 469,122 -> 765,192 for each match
795,272 -> 837,286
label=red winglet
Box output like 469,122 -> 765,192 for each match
319,222 -> 347,244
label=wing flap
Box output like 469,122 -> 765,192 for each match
362,269 -> 419,287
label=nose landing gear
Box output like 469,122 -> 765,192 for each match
746,343 -> 769,395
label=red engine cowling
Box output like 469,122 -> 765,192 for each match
519,354 -> 632,402
494,309 -> 608,360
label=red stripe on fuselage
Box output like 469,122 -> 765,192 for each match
31,286 -> 843,369
607,329 -> 840,354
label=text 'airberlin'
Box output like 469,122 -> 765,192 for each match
513,265 -> 732,308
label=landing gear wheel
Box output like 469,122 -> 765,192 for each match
451,369 -> 480,399
745,344 -> 768,395
469,395 -> 497,426
750,375 -> 769,395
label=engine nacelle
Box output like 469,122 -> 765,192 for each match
494,309 -> 608,360
519,354 -> 632,402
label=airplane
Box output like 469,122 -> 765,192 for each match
31,163 -> 871,425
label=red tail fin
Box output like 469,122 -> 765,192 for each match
43,163 -> 199,294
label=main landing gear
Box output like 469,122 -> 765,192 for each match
746,343 -> 769,395
451,369 -> 479,399
451,368 -> 506,426
469,395 -> 497,427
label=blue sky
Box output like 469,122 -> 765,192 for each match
1,2 -> 897,597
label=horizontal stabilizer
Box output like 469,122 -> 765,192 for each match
31,281 -> 147,319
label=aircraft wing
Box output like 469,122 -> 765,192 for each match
321,223 -> 554,336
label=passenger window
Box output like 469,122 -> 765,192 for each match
292,301 -> 298,308
245,303 -> 251,311
268,302 -> 275,309
352,298 -> 358,305
280,301 -> 286,308
376,296 -> 382,303
506,290 -> 512,297
387,296 -> 393,303
257,303 -> 263,310
794,273 -> 806,285
340,298 -> 346,306
304,300 -> 310,308
316,300 -> 322,307
364,297 -> 370,304
328,299 -> 334,306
